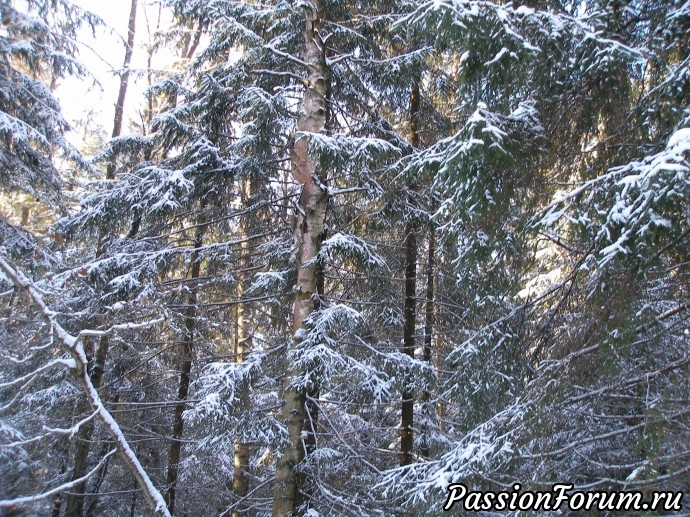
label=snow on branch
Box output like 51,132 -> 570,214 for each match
0,111 -> 51,148
0,358 -> 76,389
378,400 -> 520,505
264,42 -> 310,68
399,0 -> 646,66
296,132 -> 399,195
246,270 -> 289,294
287,305 -> 420,403
302,132 -> 400,166
0,255 -> 171,517
4,410 -> 100,449
535,127 -> 690,266
185,352 -> 284,447
0,215 -> 60,271
402,100 -> 543,240
317,232 -> 388,270
411,100 -> 543,180
0,449 -> 117,509
92,133 -> 153,163
76,317 -> 166,340
192,353 -> 263,411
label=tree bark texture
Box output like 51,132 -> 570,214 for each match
65,4 -> 138,510
421,229 -> 435,458
165,214 -> 206,514
272,2 -> 329,515
400,80 -> 420,467
232,181 -> 252,516
111,0 -> 137,144
400,223 -> 417,466
296,262 -> 324,512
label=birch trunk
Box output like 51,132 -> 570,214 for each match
272,2 -> 329,515
421,229 -> 435,458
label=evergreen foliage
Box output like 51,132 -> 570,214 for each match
0,0 -> 688,515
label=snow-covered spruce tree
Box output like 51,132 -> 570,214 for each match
8,0 -> 688,515
0,0 -> 98,272
520,0 -> 690,498
0,5 -> 170,510
61,3 -> 141,516
0,0 -> 97,202
379,0 -> 690,512
53,3 -> 293,513
152,1 -> 456,515
55,91 -> 231,517
0,1 -> 159,513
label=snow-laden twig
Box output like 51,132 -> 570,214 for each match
42,408 -> 100,437
4,409 -> 100,448
0,255 -> 171,517
0,449 -> 117,508
76,317 -> 166,339
0,358 -> 75,389
264,42 -> 310,68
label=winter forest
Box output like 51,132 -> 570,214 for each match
1,0 -> 689,515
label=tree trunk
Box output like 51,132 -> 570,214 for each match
64,4 -> 137,512
297,264 -> 324,512
84,443 -> 113,517
272,2 -> 329,515
232,182 -> 252,517
165,212 -> 206,514
400,80 -> 420,467
111,0 -> 137,145
421,229 -> 435,458
63,333 -> 111,517
400,223 -> 417,466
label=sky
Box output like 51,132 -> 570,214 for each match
58,0 -> 173,147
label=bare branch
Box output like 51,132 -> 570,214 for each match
0,255 -> 172,517
0,449 -> 117,508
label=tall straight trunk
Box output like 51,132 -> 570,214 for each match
423,231 -> 434,366
111,0 -> 137,144
63,334 -> 112,517
165,212 -> 207,514
231,298 -> 251,516
272,2 -> 329,515
104,0 -> 137,186
297,263 -> 324,512
421,229 -> 435,458
400,224 -> 417,466
436,296 -> 446,434
64,3 -> 137,515
232,182 -> 252,516
84,442 -> 113,517
400,80 -> 421,467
